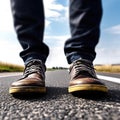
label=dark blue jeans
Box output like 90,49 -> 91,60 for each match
10,0 -> 102,65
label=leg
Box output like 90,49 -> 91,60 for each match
10,0 -> 49,64
65,0 -> 108,97
64,0 -> 102,64
9,0 -> 48,96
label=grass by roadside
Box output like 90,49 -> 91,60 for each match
0,62 -> 66,72
0,61 -> 120,73
0,62 -> 24,72
95,65 -> 120,73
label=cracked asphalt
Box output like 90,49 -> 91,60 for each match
0,70 -> 120,120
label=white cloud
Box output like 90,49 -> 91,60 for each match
45,20 -> 51,27
0,38 -> 23,65
45,35 -> 70,42
0,0 -> 14,32
0,1 -> 23,65
94,47 -> 120,64
46,46 -> 68,68
105,24 -> 120,34
44,0 -> 67,17
44,0 -> 68,27
45,35 -> 70,68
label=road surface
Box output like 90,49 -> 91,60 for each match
0,70 -> 120,120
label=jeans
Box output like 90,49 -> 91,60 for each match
10,0 -> 102,64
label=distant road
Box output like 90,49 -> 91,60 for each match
0,72 -> 22,77
0,70 -> 120,119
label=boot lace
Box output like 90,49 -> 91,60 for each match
23,60 -> 46,79
69,59 -> 97,79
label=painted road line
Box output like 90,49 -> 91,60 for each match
97,75 -> 120,84
0,72 -> 22,78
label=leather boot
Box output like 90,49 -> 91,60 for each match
9,59 -> 46,95
68,59 -> 108,95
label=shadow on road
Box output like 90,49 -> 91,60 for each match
69,89 -> 120,102
104,89 -> 120,103
11,87 -> 120,104
12,87 -> 68,100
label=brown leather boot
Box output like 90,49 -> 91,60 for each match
9,59 -> 46,95
68,59 -> 108,95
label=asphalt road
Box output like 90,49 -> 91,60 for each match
0,70 -> 120,120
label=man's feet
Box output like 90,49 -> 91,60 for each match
68,59 -> 108,96
9,59 -> 46,95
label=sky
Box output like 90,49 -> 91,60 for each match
0,0 -> 120,68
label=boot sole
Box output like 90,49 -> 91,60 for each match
68,84 -> 108,93
9,86 -> 46,94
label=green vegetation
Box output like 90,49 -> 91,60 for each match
47,67 -> 68,71
0,62 -> 24,72
95,65 -> 120,73
0,62 -> 68,72
52,67 -> 68,70
0,61 -> 120,73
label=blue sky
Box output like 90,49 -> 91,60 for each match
0,0 -> 120,67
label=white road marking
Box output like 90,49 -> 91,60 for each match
97,75 -> 120,84
0,72 -> 22,78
